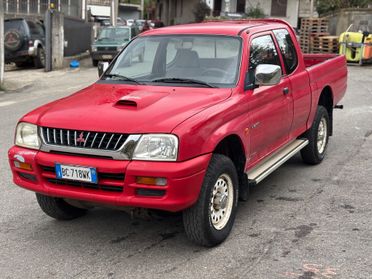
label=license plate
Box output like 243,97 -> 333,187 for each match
102,55 -> 112,59
55,163 -> 98,184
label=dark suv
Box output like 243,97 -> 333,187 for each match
4,18 -> 46,68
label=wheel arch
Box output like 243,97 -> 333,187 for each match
318,85 -> 334,136
213,134 -> 246,175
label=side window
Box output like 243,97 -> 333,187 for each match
27,21 -> 38,35
273,29 -> 298,74
249,35 -> 281,71
36,23 -> 45,36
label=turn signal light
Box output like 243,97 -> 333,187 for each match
14,161 -> 33,171
136,176 -> 167,186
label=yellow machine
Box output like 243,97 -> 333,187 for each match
339,29 -> 372,65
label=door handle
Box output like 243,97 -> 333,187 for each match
283,87 -> 290,95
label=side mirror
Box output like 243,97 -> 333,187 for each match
255,64 -> 282,86
98,61 -> 109,77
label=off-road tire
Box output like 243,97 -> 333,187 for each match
36,193 -> 87,220
301,105 -> 330,165
34,47 -> 45,68
183,154 -> 239,247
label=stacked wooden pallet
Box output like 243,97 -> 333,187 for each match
311,36 -> 339,54
300,18 -> 330,53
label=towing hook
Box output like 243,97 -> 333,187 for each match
335,105 -> 344,109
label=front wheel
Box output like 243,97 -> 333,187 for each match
183,154 -> 238,247
36,193 -> 87,220
301,105 -> 330,164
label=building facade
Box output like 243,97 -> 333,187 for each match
156,0 -> 314,27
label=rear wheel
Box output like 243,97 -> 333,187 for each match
34,47 -> 45,68
183,154 -> 238,246
36,193 -> 87,220
301,105 -> 330,164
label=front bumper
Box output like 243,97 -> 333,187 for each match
8,146 -> 211,212
91,50 -> 118,61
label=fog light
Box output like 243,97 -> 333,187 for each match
136,176 -> 167,186
14,161 -> 33,171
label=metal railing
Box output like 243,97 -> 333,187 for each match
4,0 -> 82,18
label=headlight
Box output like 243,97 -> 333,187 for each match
91,46 -> 97,52
15,122 -> 41,150
132,134 -> 178,161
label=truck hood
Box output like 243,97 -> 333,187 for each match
23,83 -> 232,134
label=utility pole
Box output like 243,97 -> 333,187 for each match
141,0 -> 144,19
111,0 -> 118,27
0,0 -> 4,87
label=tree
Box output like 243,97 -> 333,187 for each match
316,0 -> 371,16
246,5 -> 266,18
193,1 -> 211,22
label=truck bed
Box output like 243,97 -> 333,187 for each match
304,54 -> 347,108
303,54 -> 340,68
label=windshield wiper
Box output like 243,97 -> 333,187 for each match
151,78 -> 216,88
103,73 -> 143,84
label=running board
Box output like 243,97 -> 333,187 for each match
246,139 -> 309,185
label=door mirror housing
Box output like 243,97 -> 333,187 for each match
255,64 -> 282,86
98,61 -> 109,77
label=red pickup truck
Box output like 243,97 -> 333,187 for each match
8,19 -> 347,246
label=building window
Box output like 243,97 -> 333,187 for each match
271,0 -> 287,17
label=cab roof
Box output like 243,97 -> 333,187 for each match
140,19 -> 291,37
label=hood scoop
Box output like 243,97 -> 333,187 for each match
115,91 -> 170,109
116,99 -> 137,107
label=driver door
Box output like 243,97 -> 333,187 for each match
246,33 -> 293,164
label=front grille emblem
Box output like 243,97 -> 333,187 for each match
76,132 -> 86,144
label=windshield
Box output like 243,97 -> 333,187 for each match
105,35 -> 242,87
98,28 -> 130,41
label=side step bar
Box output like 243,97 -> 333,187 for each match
246,139 -> 309,185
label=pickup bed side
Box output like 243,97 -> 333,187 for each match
305,54 -> 347,131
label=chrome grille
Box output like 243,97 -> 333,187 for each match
41,127 -> 128,151
97,46 -> 117,51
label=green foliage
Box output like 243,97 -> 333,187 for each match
193,1 -> 211,22
316,0 -> 371,15
246,5 -> 266,18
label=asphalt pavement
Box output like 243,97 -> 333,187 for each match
0,64 -> 371,279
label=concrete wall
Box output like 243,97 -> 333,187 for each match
157,0 -> 198,25
326,8 -> 372,36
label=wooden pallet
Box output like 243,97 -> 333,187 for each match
310,35 -> 339,54
299,18 -> 330,53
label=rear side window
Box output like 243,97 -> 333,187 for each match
27,21 -> 39,35
249,35 -> 281,71
273,29 -> 298,74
